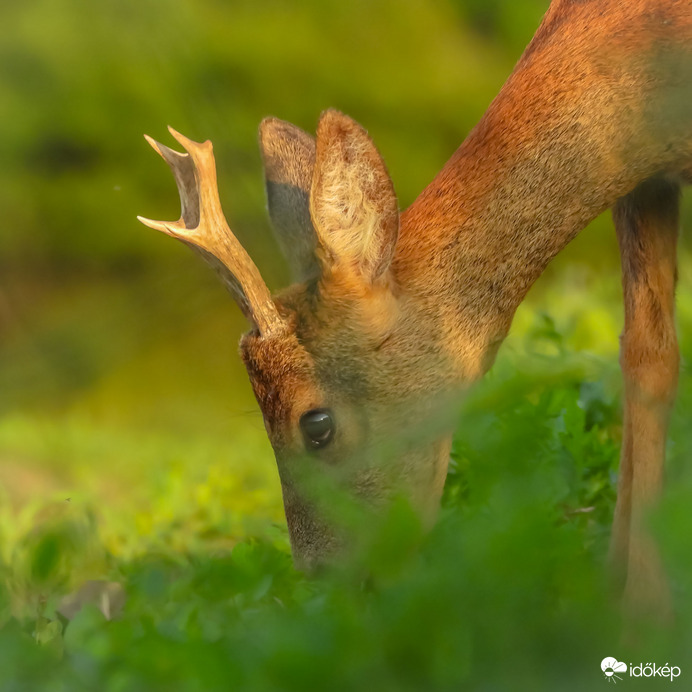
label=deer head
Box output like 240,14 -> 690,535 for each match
139,112 -> 474,570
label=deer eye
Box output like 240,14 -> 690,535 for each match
300,409 -> 335,450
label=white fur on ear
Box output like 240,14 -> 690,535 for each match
260,118 -> 318,282
310,110 -> 399,282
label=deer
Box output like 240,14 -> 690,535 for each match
138,0 -> 692,618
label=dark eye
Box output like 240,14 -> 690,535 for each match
300,409 -> 335,450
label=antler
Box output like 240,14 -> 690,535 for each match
138,127 -> 284,336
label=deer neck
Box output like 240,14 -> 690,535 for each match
395,9 -> 689,382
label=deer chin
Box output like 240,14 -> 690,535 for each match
279,479 -> 343,573
277,432 -> 453,572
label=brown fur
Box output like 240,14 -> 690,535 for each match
260,118 -> 318,282
142,0 -> 692,612
310,112 -> 399,281
610,177 -> 680,620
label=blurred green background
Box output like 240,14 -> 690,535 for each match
2,0 -> 692,688
3,0 -> 690,526
0,0 -> 566,536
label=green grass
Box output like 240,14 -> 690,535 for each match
3,0 -> 692,686
1,274 -> 691,690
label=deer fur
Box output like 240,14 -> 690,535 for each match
141,0 -> 692,616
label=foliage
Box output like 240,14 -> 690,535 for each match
2,0 -> 692,689
1,325 -> 691,690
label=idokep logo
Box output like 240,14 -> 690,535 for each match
601,658 -> 627,683
601,657 -> 682,683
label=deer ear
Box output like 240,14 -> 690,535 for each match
259,118 -> 319,282
310,110 -> 399,282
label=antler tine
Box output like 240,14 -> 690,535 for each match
138,128 -> 284,336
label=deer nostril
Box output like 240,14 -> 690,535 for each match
300,409 -> 335,450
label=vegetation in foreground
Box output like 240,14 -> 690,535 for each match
1,315 -> 691,692
2,0 -> 692,688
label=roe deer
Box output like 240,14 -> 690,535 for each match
138,0 -> 692,616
